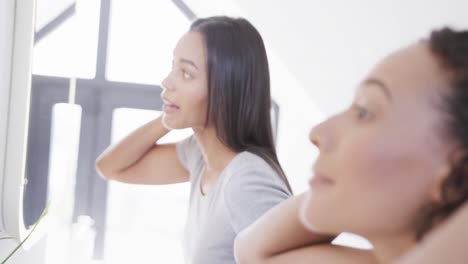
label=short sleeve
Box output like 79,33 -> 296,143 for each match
224,164 -> 292,234
176,135 -> 202,172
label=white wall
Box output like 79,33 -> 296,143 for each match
233,0 -> 468,115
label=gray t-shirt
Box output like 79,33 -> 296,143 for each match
176,136 -> 292,264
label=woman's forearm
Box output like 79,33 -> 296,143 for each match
96,116 -> 170,178
234,192 -> 334,263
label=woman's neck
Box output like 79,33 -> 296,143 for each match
192,126 -> 237,172
369,232 -> 416,264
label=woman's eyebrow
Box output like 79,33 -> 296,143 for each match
179,58 -> 199,70
362,78 -> 393,102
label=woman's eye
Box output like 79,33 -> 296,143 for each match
354,105 -> 371,120
182,70 -> 193,80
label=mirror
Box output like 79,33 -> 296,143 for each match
0,0 -> 37,245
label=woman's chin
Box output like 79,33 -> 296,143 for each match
299,193 -> 328,233
161,115 -> 181,130
161,116 -> 172,129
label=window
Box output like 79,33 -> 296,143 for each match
106,1 -> 189,84
33,0 -> 100,78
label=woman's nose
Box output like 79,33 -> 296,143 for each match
161,73 -> 175,91
309,125 -> 321,149
309,117 -> 335,152
309,113 -> 342,154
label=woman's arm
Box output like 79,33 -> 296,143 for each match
243,244 -> 376,264
234,192 -> 334,263
95,116 -> 189,185
395,202 -> 468,264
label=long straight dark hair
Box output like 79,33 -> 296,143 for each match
190,16 -> 292,193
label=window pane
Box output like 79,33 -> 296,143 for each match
35,0 -> 76,31
106,1 -> 190,85
33,0 -> 100,78
104,108 -> 191,264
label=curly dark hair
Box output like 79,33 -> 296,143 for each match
416,28 -> 468,240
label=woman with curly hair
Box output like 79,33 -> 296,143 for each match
235,27 -> 468,264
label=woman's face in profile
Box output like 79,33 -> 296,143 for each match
161,31 -> 209,130
300,43 -> 456,239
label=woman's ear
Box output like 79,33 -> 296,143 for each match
430,149 -> 466,203
430,165 -> 450,203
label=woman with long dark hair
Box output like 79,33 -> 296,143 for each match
96,16 -> 292,263
235,28 -> 468,264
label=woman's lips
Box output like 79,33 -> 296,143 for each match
162,98 -> 180,114
162,103 -> 179,114
309,173 -> 335,189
